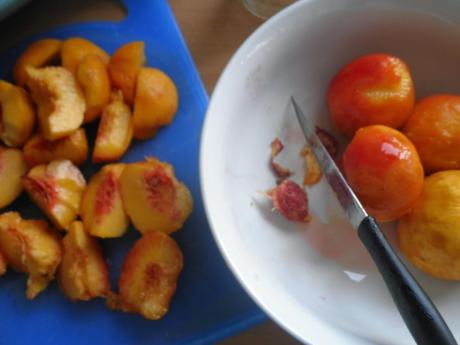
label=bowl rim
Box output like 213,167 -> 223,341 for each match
199,0 -> 460,344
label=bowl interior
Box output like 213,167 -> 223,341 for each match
201,0 -> 460,344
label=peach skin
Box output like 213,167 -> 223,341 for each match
327,53 -> 415,137
403,95 -> 460,173
93,92 -> 133,163
117,231 -> 183,320
58,221 -> 111,301
61,37 -> 109,75
119,157 -> 193,234
14,38 -> 62,86
0,80 -> 35,147
132,67 -> 178,140
23,160 -> 86,230
108,41 -> 146,105
25,66 -> 85,141
81,163 -> 129,238
0,146 -> 28,209
76,53 -> 111,123
343,125 -> 424,222
0,212 -> 62,299
23,128 -> 88,167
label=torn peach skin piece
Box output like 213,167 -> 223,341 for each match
269,138 -> 293,182
268,179 -> 310,223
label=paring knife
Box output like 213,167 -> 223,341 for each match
290,97 -> 457,345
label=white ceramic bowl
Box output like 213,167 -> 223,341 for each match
200,0 -> 460,344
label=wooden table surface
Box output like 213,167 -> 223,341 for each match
0,1 -> 301,344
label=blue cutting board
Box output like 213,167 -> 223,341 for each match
0,1 -> 266,344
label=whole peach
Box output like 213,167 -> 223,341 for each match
327,54 -> 415,137
343,125 -> 424,222
403,94 -> 460,173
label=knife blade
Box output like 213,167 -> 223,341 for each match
290,96 -> 457,345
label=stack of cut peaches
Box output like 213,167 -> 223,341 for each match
326,53 -> 460,280
0,37 -> 193,320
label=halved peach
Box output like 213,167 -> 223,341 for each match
61,37 -> 109,75
0,146 -> 28,209
0,80 -> 35,147
14,38 -> 62,86
132,68 -> 178,140
119,157 -> 193,234
76,54 -> 111,123
0,212 -> 61,299
23,128 -> 88,167
58,221 -> 110,301
81,164 -> 129,238
23,160 -> 86,230
26,66 -> 85,141
93,92 -> 133,163
117,231 -> 183,320
108,41 -> 146,105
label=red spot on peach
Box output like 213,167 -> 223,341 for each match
95,171 -> 118,223
144,168 -> 176,215
268,179 -> 310,223
24,177 -> 58,209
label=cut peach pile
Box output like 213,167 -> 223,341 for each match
0,37 -> 191,320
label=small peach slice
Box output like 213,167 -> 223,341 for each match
93,92 -> 133,163
132,68 -> 178,140
81,164 -> 129,238
0,146 -> 28,209
120,157 -> 193,234
23,128 -> 88,167
26,66 -> 85,141
0,212 -> 62,299
61,37 -> 109,75
0,80 -> 35,147
76,54 -> 111,123
14,38 -> 62,86
58,221 -> 110,301
118,231 -> 183,320
108,41 -> 146,105
23,160 -> 86,230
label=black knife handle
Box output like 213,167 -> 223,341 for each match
358,216 -> 457,345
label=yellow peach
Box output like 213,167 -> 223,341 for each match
132,68 -> 178,140
93,92 -> 133,163
0,80 -> 35,147
76,54 -> 111,123
26,66 -> 85,141
23,128 -> 88,167
14,38 -> 62,86
108,41 -> 145,105
0,146 -> 28,209
58,221 -> 111,301
81,164 -> 129,238
61,37 -> 109,75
